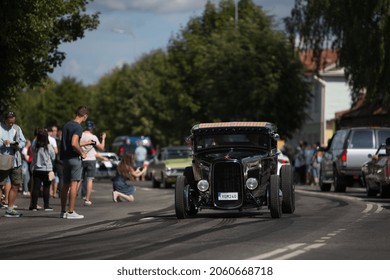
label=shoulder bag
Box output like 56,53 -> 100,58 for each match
0,127 -> 15,170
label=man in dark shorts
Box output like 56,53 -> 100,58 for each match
0,111 -> 26,217
60,106 -> 91,219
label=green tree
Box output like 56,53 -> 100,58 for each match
0,0 -> 99,110
15,77 -> 90,139
285,0 -> 390,105
167,0 -> 311,138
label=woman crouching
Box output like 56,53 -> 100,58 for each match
112,152 -> 146,202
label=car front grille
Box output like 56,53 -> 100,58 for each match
212,161 -> 243,208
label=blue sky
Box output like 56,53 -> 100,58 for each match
49,0 -> 294,85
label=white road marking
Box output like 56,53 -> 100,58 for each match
275,243 -> 326,260
362,203 -> 373,213
247,243 -> 306,260
375,204 -> 384,213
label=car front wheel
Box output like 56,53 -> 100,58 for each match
175,175 -> 197,219
269,174 -> 282,218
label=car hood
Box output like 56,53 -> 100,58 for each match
164,157 -> 193,168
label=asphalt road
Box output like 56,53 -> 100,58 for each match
1,179 -> 390,260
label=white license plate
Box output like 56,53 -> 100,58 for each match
218,192 -> 238,200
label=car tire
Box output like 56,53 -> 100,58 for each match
363,175 -> 378,197
319,170 -> 331,192
280,165 -> 295,214
175,175 -> 198,219
333,168 -> 346,192
269,174 -> 282,218
367,184 -> 378,197
162,175 -> 172,188
152,177 -> 160,188
380,185 -> 390,198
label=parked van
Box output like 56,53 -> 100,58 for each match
319,127 -> 390,192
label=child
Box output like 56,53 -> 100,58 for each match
112,152 -> 146,202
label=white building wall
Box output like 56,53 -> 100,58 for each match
323,80 -> 351,121
288,68 -> 352,149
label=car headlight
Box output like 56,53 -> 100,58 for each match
246,178 -> 258,190
197,180 -> 209,192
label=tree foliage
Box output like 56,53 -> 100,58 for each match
13,0 -> 311,148
167,0 -> 311,139
285,0 -> 390,105
0,0 -> 99,111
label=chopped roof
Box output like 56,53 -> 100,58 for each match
192,121 -> 277,133
197,122 -> 270,128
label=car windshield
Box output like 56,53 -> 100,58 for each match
194,133 -> 269,150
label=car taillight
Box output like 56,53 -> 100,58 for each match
278,159 -> 289,164
341,150 -> 347,162
119,147 -> 124,155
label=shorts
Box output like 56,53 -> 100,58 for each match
0,167 -> 22,185
82,160 -> 96,180
63,158 -> 83,184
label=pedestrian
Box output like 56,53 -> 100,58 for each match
21,138 -> 33,196
0,111 -> 26,217
112,152 -> 145,202
29,128 -> 56,211
134,140 -> 147,181
311,147 -> 324,186
293,141 -> 306,185
51,126 -> 63,198
80,120 -> 106,206
59,106 -> 90,219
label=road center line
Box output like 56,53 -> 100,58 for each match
247,243 -> 306,260
275,243 -> 326,260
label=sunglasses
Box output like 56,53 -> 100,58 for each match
6,111 -> 16,118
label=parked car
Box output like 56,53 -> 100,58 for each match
95,152 -> 120,179
175,121 -> 295,219
147,146 -> 193,188
319,127 -> 390,192
361,143 -> 390,197
110,135 -> 155,159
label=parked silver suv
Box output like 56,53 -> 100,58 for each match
319,127 -> 390,192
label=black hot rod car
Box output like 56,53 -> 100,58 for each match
174,121 -> 295,219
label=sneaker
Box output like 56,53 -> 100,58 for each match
23,191 -> 30,197
112,191 -> 118,202
84,200 -> 92,206
5,209 -> 22,218
29,207 -> 38,211
36,205 -> 42,210
60,212 -> 67,219
66,211 -> 84,219
44,207 -> 54,212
